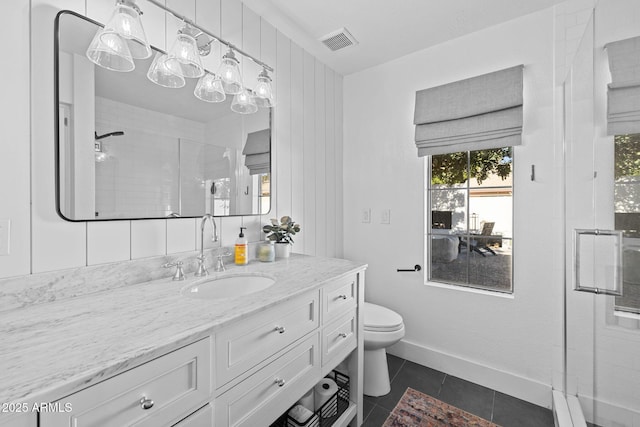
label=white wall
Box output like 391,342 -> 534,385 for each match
0,0 -> 342,280
344,7 -> 563,407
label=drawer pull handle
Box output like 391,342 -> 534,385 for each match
140,397 -> 154,410
338,332 -> 348,338
274,378 -> 286,387
337,294 -> 348,300
274,326 -> 286,334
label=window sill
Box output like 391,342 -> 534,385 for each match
424,280 -> 514,299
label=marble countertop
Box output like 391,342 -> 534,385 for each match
0,254 -> 366,404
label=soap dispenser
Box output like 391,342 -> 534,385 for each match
235,227 -> 248,265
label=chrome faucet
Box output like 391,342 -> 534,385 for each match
195,214 -> 219,277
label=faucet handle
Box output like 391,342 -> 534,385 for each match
163,261 -> 186,281
214,254 -> 226,272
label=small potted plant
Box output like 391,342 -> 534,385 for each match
262,216 -> 301,258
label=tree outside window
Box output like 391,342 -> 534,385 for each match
428,147 -> 513,293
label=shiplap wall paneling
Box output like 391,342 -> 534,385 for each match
335,74 -> 344,258
314,60 -> 327,256
260,19 -> 277,227
242,5 -> 261,93
31,0 -> 87,273
0,0 -> 30,278
290,42 -> 305,252
325,69 -> 336,258
302,51 -> 317,256
275,31 -> 292,222
239,5 -> 264,243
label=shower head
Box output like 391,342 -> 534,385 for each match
95,131 -> 125,140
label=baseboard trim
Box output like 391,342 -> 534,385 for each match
388,339 -> 552,408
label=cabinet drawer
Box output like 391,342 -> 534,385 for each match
215,333 -> 320,427
322,274 -> 357,320
215,291 -> 319,387
41,338 -> 211,427
322,309 -> 357,366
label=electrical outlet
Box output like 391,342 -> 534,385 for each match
361,209 -> 371,223
0,219 -> 10,256
381,209 -> 391,224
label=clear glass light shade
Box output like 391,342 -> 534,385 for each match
218,50 -> 243,94
165,33 -> 204,78
101,2 -> 151,59
231,88 -> 258,114
254,70 -> 275,108
146,52 -> 185,88
194,73 -> 226,103
86,28 -> 135,72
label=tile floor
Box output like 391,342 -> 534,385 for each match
363,354 -> 555,427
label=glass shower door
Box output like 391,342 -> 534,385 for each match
564,9 -> 640,427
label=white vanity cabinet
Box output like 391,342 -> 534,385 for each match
30,266 -> 365,427
215,272 -> 364,427
40,338 -> 212,427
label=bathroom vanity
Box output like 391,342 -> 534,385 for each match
0,255 -> 366,427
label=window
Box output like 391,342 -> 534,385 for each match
427,147 -> 513,293
614,134 -> 640,314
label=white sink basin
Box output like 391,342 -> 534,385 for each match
181,273 -> 276,300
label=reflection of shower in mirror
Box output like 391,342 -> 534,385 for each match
94,131 -> 125,162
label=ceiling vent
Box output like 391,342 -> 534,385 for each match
319,28 -> 358,51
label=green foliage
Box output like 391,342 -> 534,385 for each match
431,147 -> 513,185
615,134 -> 640,180
262,216 -> 301,244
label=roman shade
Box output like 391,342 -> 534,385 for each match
413,65 -> 524,157
606,36 -> 640,135
243,129 -> 270,175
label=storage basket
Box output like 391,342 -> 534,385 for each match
271,371 -> 350,427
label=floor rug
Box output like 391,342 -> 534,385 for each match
382,388 -> 500,427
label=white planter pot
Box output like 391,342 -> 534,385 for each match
275,243 -> 291,258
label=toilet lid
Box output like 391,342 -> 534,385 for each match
363,302 -> 404,332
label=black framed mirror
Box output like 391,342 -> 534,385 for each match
54,10 -> 271,221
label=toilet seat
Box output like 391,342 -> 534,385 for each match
363,303 -> 404,333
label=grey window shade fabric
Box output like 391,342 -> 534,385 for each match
606,36 -> 640,135
243,129 -> 271,175
413,65 -> 524,157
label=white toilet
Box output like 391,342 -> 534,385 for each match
363,302 -> 405,397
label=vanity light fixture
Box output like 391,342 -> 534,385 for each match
194,72 -> 226,103
147,52 -> 186,88
231,88 -> 258,114
100,0 -> 151,60
164,25 -> 205,79
87,0 -> 275,114
86,27 -> 135,72
253,68 -> 275,108
217,49 -> 243,95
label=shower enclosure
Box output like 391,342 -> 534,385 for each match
562,2 -> 640,426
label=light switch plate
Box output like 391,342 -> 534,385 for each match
361,209 -> 371,223
0,219 -> 10,256
381,209 -> 391,224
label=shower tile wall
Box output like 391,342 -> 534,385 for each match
94,97 -> 205,218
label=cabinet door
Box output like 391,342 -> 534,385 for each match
41,338 -> 211,427
322,309 -> 357,366
215,291 -> 320,387
215,333 -> 321,427
0,413 -> 36,427
322,274 -> 357,320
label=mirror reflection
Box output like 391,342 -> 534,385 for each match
55,11 -> 271,221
